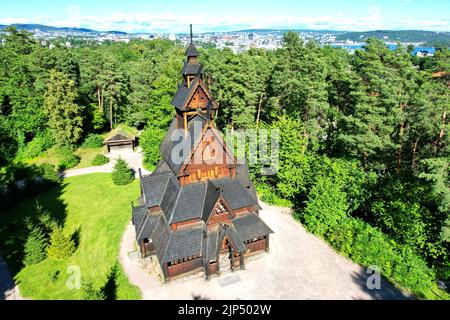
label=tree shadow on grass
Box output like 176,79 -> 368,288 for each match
101,264 -> 119,300
71,227 -> 81,250
0,165 -> 68,282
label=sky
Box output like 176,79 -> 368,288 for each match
0,0 -> 449,33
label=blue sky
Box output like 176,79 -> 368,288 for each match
0,0 -> 449,32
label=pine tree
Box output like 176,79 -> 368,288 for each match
81,278 -> 105,300
111,158 -> 134,185
47,225 -> 76,259
44,69 -> 83,146
23,219 -> 48,266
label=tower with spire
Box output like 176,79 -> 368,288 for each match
131,26 -> 273,282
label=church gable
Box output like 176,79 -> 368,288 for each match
187,86 -> 209,110
181,127 -> 236,183
207,198 -> 234,225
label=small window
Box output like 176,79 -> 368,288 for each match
143,238 -> 150,244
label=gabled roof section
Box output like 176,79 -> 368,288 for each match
136,213 -> 160,242
171,78 -> 217,112
132,205 -> 147,232
236,161 -> 258,204
225,224 -> 246,253
185,42 -> 199,57
106,133 -> 133,143
205,227 -> 220,262
140,171 -> 180,209
171,81 -> 194,111
212,178 -> 259,210
170,181 -> 208,224
160,115 -> 208,176
202,180 -> 222,221
232,213 -> 273,242
151,215 -> 172,261
153,159 -> 172,174
161,226 -> 204,263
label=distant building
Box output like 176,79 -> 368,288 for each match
415,50 -> 434,58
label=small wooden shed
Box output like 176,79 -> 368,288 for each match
105,131 -> 135,153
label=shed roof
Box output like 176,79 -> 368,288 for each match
182,62 -> 202,76
212,178 -> 259,210
161,226 -> 204,263
232,213 -> 273,242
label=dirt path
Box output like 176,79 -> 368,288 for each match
64,147 -> 151,178
119,201 -> 412,300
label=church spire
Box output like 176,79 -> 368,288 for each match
190,24 -> 193,44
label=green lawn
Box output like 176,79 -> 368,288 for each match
0,173 -> 141,300
26,146 -> 105,170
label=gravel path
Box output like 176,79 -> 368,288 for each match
64,147 -> 151,178
119,201 -> 412,300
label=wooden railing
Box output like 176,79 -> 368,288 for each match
168,258 -> 203,278
245,239 -> 266,253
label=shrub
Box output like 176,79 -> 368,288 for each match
111,158 -> 134,185
37,163 -> 60,183
92,154 -> 109,166
47,225 -> 76,259
23,219 -> 48,266
57,146 -> 80,170
16,131 -> 54,160
140,126 -> 165,169
81,134 -> 104,149
303,177 -> 349,236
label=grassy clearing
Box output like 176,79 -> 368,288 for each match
74,147 -> 107,169
25,146 -> 105,170
0,173 -> 141,300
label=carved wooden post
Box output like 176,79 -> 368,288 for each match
230,248 -> 234,272
265,234 -> 270,252
240,252 -> 245,270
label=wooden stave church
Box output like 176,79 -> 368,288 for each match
131,27 -> 273,282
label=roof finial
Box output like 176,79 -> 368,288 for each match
190,24 -> 193,44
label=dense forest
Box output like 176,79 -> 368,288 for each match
0,27 -> 449,299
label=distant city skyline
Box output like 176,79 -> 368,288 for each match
0,0 -> 449,33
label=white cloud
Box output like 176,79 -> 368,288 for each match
0,10 -> 448,32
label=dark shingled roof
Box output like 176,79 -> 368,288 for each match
171,83 -> 191,110
136,213 -> 160,242
160,115 -> 208,175
170,182 -> 208,223
232,213 -> 273,242
151,215 -> 171,261
212,178 -> 259,210
205,227 -> 220,262
106,133 -> 132,142
132,205 -> 146,228
140,171 -> 179,208
182,62 -> 202,76
226,224 -> 246,253
236,161 -> 259,205
202,180 -> 221,221
159,174 -> 180,221
185,43 -> 199,57
153,159 -> 172,174
161,226 -> 204,263
169,180 -> 221,224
